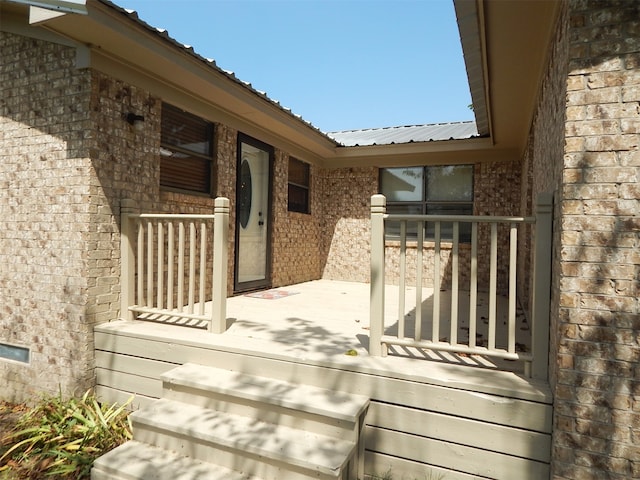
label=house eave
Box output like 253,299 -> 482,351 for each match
14,0 -> 339,165
454,0 -> 562,158
3,0 -> 562,169
326,137 -> 518,169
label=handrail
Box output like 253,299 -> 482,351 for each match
382,213 -> 535,224
369,193 -> 553,379
120,197 -> 230,333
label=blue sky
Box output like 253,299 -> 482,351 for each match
119,0 -> 473,133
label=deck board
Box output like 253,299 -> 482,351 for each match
96,279 -> 553,480
95,319 -> 551,404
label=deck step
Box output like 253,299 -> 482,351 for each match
131,398 -> 354,479
92,364 -> 369,480
91,440 -> 259,480
161,363 -> 369,439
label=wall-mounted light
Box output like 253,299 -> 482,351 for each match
125,112 -> 145,130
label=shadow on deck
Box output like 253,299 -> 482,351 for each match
135,279 -> 531,374
95,279 -> 552,479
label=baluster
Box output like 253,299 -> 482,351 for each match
488,222 -> 498,350
146,222 -> 154,308
450,222 -> 459,345
469,222 -> 478,348
167,222 -> 174,311
398,221 -> 406,339
415,222 -> 423,342
157,222 -> 164,309
177,222 -> 185,312
199,222 -> 206,316
188,221 -> 196,314
137,221 -> 144,307
508,223 -> 518,354
432,222 -> 441,343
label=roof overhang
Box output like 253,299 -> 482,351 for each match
1,0 -> 561,168
1,0 -> 338,165
6,0 -> 86,15
328,137 -> 520,168
454,0 -> 561,158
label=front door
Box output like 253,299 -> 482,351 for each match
234,134 -> 273,292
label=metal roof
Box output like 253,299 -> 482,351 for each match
97,0 -> 333,141
95,1 -> 480,150
327,121 -> 479,147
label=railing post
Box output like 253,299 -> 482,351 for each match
211,197 -> 230,333
530,193 -> 553,379
120,199 -> 138,321
369,194 -> 386,356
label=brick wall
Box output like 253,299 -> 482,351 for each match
320,161 -> 523,294
320,166 -> 378,282
0,32 -> 94,401
88,71 -> 162,329
271,150 -> 325,286
551,1 -> 640,478
520,0 -> 569,395
0,30 -> 200,402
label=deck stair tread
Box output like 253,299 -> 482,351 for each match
131,398 -> 355,475
91,440 -> 260,480
93,364 -> 369,480
162,363 -> 369,423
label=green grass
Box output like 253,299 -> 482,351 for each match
0,390 -> 132,479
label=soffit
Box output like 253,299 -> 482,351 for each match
455,0 -> 561,157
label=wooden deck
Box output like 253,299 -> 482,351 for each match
132,279 -> 532,373
95,280 -> 553,480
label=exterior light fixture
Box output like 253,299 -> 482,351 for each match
125,112 -> 145,130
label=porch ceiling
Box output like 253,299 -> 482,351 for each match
4,0 -> 561,168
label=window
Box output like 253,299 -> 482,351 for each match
160,103 -> 215,195
288,157 -> 310,214
0,342 -> 29,364
380,165 -> 474,241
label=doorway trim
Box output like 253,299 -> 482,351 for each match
233,133 -> 274,293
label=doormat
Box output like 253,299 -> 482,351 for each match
244,289 -> 300,300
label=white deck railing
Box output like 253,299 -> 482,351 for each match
120,197 -> 230,333
370,194 -> 553,379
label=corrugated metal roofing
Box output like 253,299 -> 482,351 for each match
98,0 -> 332,140
98,1 -> 479,149
327,121 -> 479,147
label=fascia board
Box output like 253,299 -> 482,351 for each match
34,0 -> 337,162
325,138 -> 517,169
7,0 -> 86,15
332,137 -> 493,158
90,49 -> 329,166
0,4 -> 77,45
454,0 -> 491,139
